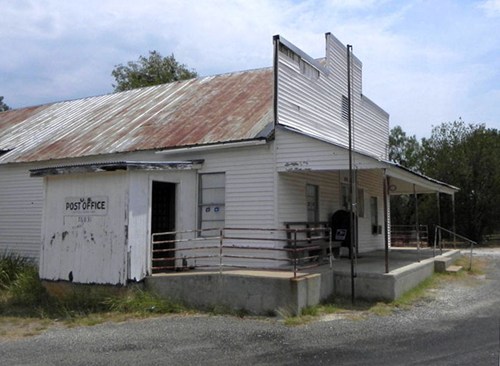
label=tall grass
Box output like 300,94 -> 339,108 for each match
0,253 -> 185,323
0,253 -> 34,289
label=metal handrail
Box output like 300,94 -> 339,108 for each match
434,225 -> 477,270
151,226 -> 333,277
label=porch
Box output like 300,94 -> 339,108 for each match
145,247 -> 462,316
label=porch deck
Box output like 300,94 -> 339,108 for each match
145,248 -> 462,316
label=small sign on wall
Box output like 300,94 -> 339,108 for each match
65,196 -> 108,216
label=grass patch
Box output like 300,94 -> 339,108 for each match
0,254 -> 187,338
453,255 -> 488,276
284,272 -> 450,326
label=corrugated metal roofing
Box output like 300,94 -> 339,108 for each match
0,68 -> 274,164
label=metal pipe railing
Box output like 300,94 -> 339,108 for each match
434,225 -> 477,270
151,226 -> 333,277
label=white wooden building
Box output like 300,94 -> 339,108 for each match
0,33 -> 457,285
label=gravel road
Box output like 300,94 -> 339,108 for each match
1,249 -> 499,365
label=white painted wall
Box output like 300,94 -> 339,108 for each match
278,171 -> 340,224
156,143 -> 278,268
40,171 -> 128,285
275,34 -> 389,160
0,163 -> 43,259
275,128 -> 384,172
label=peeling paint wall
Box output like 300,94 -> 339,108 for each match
40,171 -> 128,285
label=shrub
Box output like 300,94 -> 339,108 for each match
0,253 -> 34,289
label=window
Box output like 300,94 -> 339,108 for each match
306,184 -> 319,223
370,196 -> 379,234
199,173 -> 225,236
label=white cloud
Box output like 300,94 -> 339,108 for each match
479,0 -> 500,16
0,0 -> 498,136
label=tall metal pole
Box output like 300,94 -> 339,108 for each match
383,172 -> 390,273
347,44 -> 355,305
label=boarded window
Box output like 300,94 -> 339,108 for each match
279,44 -> 300,64
199,173 -> 225,237
300,59 -> 320,80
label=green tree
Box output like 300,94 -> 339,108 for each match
388,126 -> 424,227
0,96 -> 10,112
388,125 -> 422,171
421,120 -> 500,242
111,51 -> 198,92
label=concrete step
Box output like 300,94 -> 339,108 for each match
435,257 -> 452,272
446,265 -> 463,273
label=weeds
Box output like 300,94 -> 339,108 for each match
0,253 -> 186,337
105,288 -> 185,315
0,253 -> 34,289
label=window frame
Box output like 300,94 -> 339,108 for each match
198,172 -> 226,237
306,184 -> 319,223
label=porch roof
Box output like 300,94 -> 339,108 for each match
277,127 -> 458,196
384,162 -> 458,196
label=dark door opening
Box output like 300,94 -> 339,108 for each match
151,181 -> 176,273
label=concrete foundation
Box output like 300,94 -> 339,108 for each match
145,249 -> 463,315
146,270 -> 323,316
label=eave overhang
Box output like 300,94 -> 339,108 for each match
29,160 -> 204,177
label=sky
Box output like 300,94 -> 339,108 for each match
1,0 -> 499,138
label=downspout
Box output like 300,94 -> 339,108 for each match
272,35 -> 280,230
436,191 -> 441,256
273,35 -> 280,128
347,44 -> 356,304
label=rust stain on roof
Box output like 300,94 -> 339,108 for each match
0,68 -> 274,163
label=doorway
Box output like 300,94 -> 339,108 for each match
151,181 -> 176,273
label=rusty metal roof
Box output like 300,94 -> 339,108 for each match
0,68 -> 274,164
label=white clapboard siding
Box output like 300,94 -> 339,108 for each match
276,33 -> 389,160
354,96 -> 390,160
186,143 -> 276,229
0,164 -> 43,259
278,171 -> 340,224
276,128 -> 385,172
